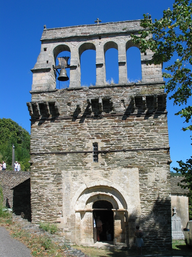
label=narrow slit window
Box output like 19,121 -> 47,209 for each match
93,142 -> 98,162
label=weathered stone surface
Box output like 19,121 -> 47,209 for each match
28,20 -> 172,250
0,171 -> 31,220
170,176 -> 189,231
0,171 -> 30,208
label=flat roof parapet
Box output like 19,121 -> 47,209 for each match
41,20 -> 142,41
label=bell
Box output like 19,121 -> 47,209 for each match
58,68 -> 69,81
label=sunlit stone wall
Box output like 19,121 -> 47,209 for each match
28,20 -> 171,250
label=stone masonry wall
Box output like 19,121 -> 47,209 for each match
29,83 -> 171,248
29,20 -> 171,249
31,20 -> 163,91
0,171 -> 30,208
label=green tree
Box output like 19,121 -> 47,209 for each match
0,118 -> 30,171
173,157 -> 192,218
131,0 -> 192,217
132,0 -> 192,130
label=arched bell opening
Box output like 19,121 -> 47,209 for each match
126,41 -> 142,83
53,45 -> 71,89
104,41 -> 119,84
79,43 -> 96,87
93,200 -> 114,242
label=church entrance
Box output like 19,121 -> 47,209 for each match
93,200 -> 114,242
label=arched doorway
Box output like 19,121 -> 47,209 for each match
74,184 -> 130,245
93,200 -> 114,242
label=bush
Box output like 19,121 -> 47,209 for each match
40,237 -> 53,250
39,222 -> 58,234
0,186 -> 11,218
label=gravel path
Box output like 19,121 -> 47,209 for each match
0,226 -> 32,257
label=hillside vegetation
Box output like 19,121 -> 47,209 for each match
0,118 -> 30,171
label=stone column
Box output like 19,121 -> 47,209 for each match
75,212 -> 81,244
69,48 -> 81,88
114,211 -> 124,244
80,211 -> 94,245
96,43 -> 105,86
118,43 -> 127,84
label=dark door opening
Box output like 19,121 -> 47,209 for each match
93,200 -> 114,242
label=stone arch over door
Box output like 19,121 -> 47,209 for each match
74,185 -> 128,246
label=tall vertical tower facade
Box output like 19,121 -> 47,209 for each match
27,20 -> 172,249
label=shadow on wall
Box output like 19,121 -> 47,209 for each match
10,180 -> 172,250
128,196 -> 171,251
12,178 -> 31,221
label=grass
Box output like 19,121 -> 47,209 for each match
0,215 -> 192,256
39,222 -> 58,234
0,186 -> 12,219
0,216 -> 68,257
172,239 -> 192,254
75,240 -> 192,257
74,245 -> 130,257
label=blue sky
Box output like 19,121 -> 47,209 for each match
0,0 -> 191,170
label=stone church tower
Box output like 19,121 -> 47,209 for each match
27,20 -> 172,249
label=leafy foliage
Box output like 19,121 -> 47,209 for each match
132,0 -> 192,218
132,0 -> 192,130
188,191 -> 192,220
0,185 -> 11,218
174,157 -> 192,190
173,157 -> 192,219
0,118 -> 30,171
40,237 -> 53,250
39,222 -> 58,234
0,186 -> 4,216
